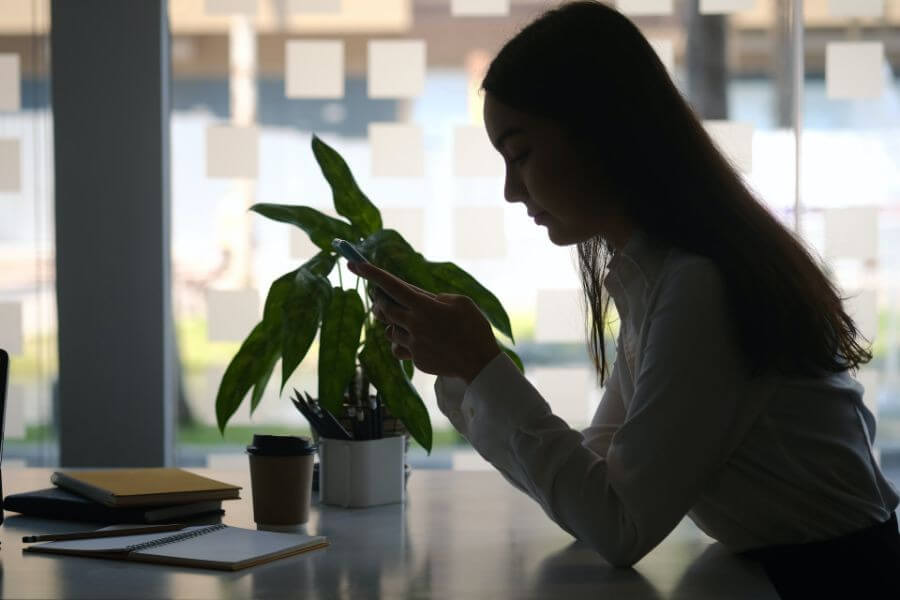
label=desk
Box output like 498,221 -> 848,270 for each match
1,468 -> 776,599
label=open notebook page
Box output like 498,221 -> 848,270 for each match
131,525 -> 327,566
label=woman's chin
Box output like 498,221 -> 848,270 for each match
545,224 -> 581,246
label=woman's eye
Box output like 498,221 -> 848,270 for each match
511,151 -> 530,166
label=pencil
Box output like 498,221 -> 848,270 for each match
23,523 -> 185,543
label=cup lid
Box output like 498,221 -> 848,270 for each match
246,434 -> 317,456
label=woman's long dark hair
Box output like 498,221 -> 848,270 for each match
482,1 -> 872,384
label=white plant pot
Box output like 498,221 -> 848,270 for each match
318,435 -> 407,508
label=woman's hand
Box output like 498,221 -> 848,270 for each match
347,261 -> 501,385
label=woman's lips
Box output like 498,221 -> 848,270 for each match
533,211 -> 549,224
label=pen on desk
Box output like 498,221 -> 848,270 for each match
23,523 -> 185,543
369,395 -> 378,440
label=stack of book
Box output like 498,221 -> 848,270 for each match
3,468 -> 241,524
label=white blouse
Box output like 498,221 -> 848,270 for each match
434,227 -> 899,567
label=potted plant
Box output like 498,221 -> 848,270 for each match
215,135 -> 523,454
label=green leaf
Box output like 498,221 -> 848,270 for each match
281,268 -> 332,392
499,343 -> 524,374
311,135 -> 382,237
402,359 -> 414,381
216,320 -> 280,433
250,204 -> 356,251
359,229 -> 514,342
250,351 -> 279,414
216,251 -> 337,431
317,288 -> 366,416
359,322 -> 432,454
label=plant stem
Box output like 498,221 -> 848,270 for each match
337,260 -> 344,288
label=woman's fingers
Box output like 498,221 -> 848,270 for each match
349,262 -> 432,309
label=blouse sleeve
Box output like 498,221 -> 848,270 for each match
440,258 -> 747,567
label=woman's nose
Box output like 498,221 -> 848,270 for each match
504,172 -> 527,204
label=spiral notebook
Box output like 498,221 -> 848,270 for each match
24,524 -> 330,571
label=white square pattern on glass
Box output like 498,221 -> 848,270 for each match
530,367 -> 595,427
286,40 -> 344,99
0,138 -> 21,192
824,206 -> 878,262
615,0 -> 673,16
369,123 -> 425,177
647,39 -> 674,75
204,0 -> 257,15
453,125 -> 504,177
381,207 -> 425,249
826,42 -> 884,100
453,206 -> 507,260
703,120 -> 753,173
288,0 -> 341,13
368,40 -> 426,98
700,0 -> 755,14
827,0 -> 883,18
451,0 -> 509,17
844,289 -> 877,343
290,208 -> 341,260
5,384 -> 24,439
536,289 -> 584,342
0,54 -> 20,111
0,301 -> 23,355
206,289 -> 261,342
206,125 -> 259,179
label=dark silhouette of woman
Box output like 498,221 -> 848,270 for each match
351,2 -> 900,597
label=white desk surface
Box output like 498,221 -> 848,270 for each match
1,467 -> 776,599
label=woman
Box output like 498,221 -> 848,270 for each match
348,2 -> 900,596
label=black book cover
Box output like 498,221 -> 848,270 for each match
3,487 -> 224,524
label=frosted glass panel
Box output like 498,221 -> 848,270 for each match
369,123 -> 425,177
824,206 -> 878,262
368,40 -> 426,98
0,301 -> 23,355
288,0 -> 341,13
5,384 -> 25,439
826,42 -> 884,100
827,0 -> 883,18
204,0 -> 257,15
531,367 -> 594,426
844,289 -> 878,343
0,54 -> 20,111
451,0 -> 509,17
290,209 -> 340,259
703,120 -> 753,173
285,40 -> 344,99
381,207 -> 425,249
206,289 -> 261,342
0,138 -> 21,192
453,207 -> 507,259
206,125 -> 259,179
536,289 -> 584,342
616,0 -> 673,16
700,0 -> 755,14
453,125 -> 504,177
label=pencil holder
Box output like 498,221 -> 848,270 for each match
317,435 -> 406,508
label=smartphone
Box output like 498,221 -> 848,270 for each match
331,238 -> 370,264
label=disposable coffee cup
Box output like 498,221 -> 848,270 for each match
247,434 -> 317,530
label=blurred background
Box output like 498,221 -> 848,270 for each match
1,0 -> 898,473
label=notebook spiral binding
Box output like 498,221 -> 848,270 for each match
124,524 -> 227,553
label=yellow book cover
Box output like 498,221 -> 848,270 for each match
51,468 -> 242,507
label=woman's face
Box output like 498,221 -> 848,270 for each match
483,92 -> 631,248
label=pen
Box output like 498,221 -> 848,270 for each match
369,395 -> 377,440
23,523 -> 185,543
